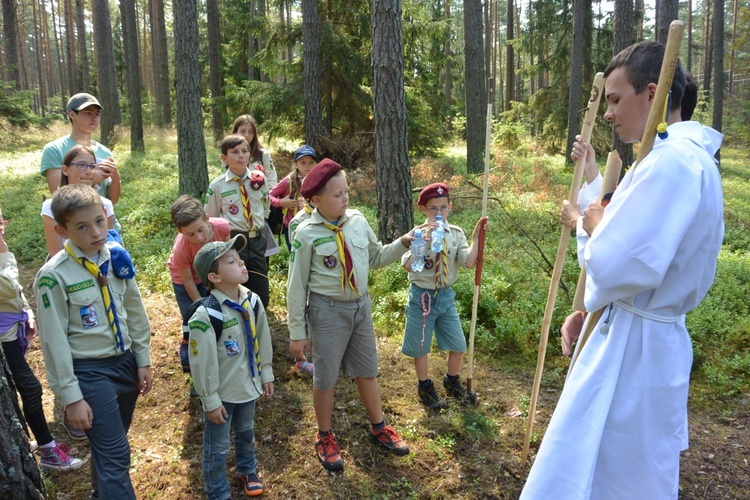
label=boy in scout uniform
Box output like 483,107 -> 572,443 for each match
205,134 -> 271,307
287,159 -> 415,471
401,183 -> 488,410
33,184 -> 152,499
189,235 -> 274,498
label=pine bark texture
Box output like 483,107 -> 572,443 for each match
711,0 -> 723,159
372,0 -> 412,242
464,0 -> 486,174
91,0 -> 120,146
656,0 -> 679,45
302,0 -> 323,148
75,0 -> 90,91
566,0 -> 585,166
173,0 -> 209,198
612,0 -> 634,171
119,0 -> 145,152
2,0 -> 20,88
505,0 -> 514,112
0,346 -> 46,499
150,0 -> 171,125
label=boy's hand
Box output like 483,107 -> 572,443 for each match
472,216 -> 489,241
137,366 -> 153,395
290,339 -> 309,362
561,200 -> 582,229
207,405 -> 228,424
262,382 -> 275,399
572,135 -> 598,184
400,221 -> 432,247
65,399 -> 94,430
26,318 -> 37,340
97,157 -> 120,181
582,201 -> 604,236
561,310 -> 586,356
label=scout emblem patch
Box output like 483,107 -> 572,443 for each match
323,255 -> 337,268
250,172 -> 265,190
81,304 -> 99,328
224,338 -> 240,357
423,255 -> 434,270
229,204 -> 240,215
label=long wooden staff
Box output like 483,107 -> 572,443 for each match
521,73 -> 605,466
570,20 -> 685,371
568,151 -> 622,368
466,78 -> 494,401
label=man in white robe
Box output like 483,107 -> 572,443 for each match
521,41 -> 724,499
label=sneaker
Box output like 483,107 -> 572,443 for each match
240,472 -> 264,497
315,432 -> 343,471
369,425 -> 410,456
62,418 -> 88,441
443,375 -> 478,406
418,380 -> 448,411
39,443 -> 84,471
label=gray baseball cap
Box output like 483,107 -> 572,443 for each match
194,234 -> 247,285
66,93 -> 102,112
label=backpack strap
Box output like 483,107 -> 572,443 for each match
202,294 -> 224,343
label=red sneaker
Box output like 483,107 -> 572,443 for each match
315,432 -> 343,471
369,425 -> 410,456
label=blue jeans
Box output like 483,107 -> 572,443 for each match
74,351 -> 139,500
173,282 -> 209,322
203,400 -> 258,500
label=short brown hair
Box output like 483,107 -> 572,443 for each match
50,184 -> 104,228
170,195 -> 206,229
220,134 -> 248,155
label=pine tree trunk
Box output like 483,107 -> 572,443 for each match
32,0 -> 47,116
151,0 -> 171,125
0,345 -> 46,499
92,0 -> 121,146
504,0 -> 513,112
173,0 -> 209,198
444,0 -> 452,129
687,0 -> 693,73
372,0 -> 412,242
612,0 -> 634,171
464,0 -> 486,174
206,0 -> 225,143
119,0 -> 145,152
64,0 -> 77,91
2,0 -> 20,88
302,0 -> 323,147
656,0 -> 678,45
75,0 -> 90,91
50,0 -> 67,109
566,0 -> 585,165
711,0 -> 723,161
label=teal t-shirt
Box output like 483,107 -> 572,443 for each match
40,135 -> 114,195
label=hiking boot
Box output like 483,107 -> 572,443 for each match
369,425 -> 410,456
39,443 -> 84,471
240,472 -> 264,497
443,375 -> 478,406
315,432 -> 343,471
418,380 -> 448,411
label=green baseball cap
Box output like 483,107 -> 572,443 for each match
66,93 -> 102,112
194,234 -> 247,285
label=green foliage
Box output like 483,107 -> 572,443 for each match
0,83 -> 42,127
222,81 -> 304,143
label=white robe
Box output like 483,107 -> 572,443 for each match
521,121 -> 724,500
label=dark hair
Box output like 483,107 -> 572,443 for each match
220,134 -> 248,155
681,72 -> 698,121
170,195 -> 206,229
604,41 -> 686,113
231,114 -> 264,163
50,184 -> 104,228
205,259 -> 222,290
60,145 -> 96,187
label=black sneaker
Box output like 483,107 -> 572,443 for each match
443,375 -> 478,406
418,380 -> 447,411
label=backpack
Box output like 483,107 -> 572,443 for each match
179,292 -> 261,373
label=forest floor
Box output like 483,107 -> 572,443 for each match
18,270 -> 750,499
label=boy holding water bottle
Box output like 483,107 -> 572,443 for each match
402,183 -> 488,411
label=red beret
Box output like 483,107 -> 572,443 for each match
300,158 -> 342,198
417,182 -> 450,206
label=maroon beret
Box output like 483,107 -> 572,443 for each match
300,158 -> 342,198
417,182 -> 450,206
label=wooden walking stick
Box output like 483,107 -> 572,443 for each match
521,73 -> 605,467
568,151 -> 622,367
570,20 -> 685,371
466,78 -> 494,403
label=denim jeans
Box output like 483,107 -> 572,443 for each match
173,282 -> 209,322
203,400 -> 258,500
74,351 -> 139,500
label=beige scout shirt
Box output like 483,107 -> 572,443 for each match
288,206 -> 313,239
1,252 -> 34,343
33,243 -> 152,406
188,287 -> 274,412
205,168 -> 270,232
287,208 -> 408,341
402,220 -> 470,289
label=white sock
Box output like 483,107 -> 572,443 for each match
39,440 -> 57,449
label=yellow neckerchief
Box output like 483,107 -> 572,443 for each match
232,174 -> 253,230
321,217 -> 359,295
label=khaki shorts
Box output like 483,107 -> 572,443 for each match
307,292 -> 378,390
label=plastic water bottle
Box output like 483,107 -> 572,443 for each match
410,229 -> 426,272
295,360 -> 314,376
430,215 -> 445,253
